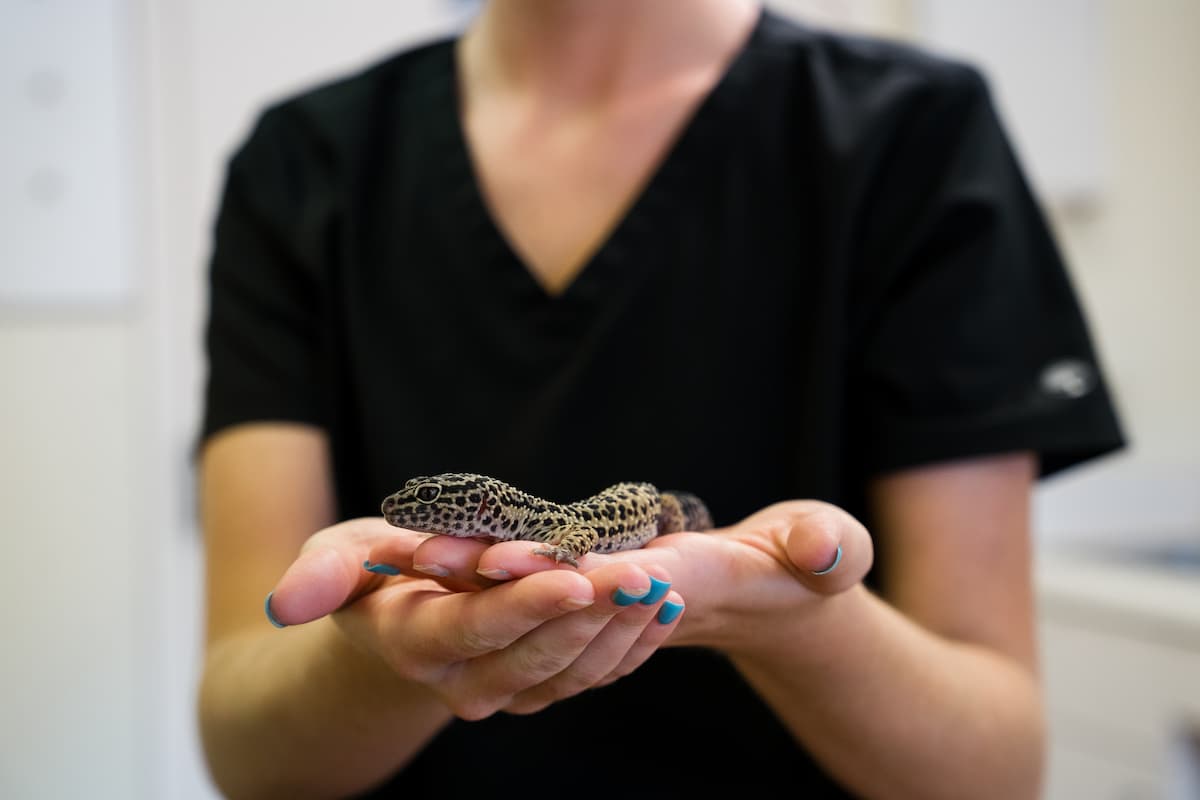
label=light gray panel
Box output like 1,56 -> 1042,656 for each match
1,0 -> 136,307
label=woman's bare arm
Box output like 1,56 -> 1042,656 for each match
726,453 -> 1043,800
198,424 -> 452,798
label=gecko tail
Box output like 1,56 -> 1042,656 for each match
659,491 -> 714,533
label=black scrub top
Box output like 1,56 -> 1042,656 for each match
201,10 -> 1124,797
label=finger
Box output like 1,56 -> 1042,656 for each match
404,567 -> 600,667
784,504 -> 873,595
365,533 -> 497,592
506,577 -> 679,713
444,562 -> 656,708
268,517 -> 424,626
594,589 -> 686,688
475,539 -> 609,579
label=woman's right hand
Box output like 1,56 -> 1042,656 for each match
265,518 -> 683,719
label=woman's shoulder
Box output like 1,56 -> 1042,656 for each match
753,10 -> 990,114
234,36 -> 457,169
282,36 -> 454,127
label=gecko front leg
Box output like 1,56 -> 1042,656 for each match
531,525 -> 598,568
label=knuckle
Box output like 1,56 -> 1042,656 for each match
608,607 -> 654,633
381,652 -> 423,681
297,529 -> 337,554
512,640 -> 573,677
608,659 -> 636,679
610,647 -> 652,680
446,694 -> 507,721
781,502 -> 843,539
504,695 -> 552,716
548,665 -> 601,697
384,644 -> 449,685
395,656 -> 447,685
456,625 -> 507,656
803,507 -> 842,535
603,665 -> 632,683
509,669 -> 596,713
806,501 -> 844,525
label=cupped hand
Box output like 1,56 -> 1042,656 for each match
456,500 -> 875,654
264,518 -> 685,719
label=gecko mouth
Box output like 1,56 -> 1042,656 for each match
474,493 -> 491,519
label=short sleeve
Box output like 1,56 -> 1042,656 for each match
850,66 -> 1125,478
199,106 -> 332,444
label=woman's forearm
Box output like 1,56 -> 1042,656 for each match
200,616 -> 451,799
729,586 -> 1044,800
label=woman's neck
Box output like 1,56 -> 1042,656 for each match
461,0 -> 760,104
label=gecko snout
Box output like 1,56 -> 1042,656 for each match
381,494 -> 398,517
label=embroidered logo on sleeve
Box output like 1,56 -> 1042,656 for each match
1039,359 -> 1096,400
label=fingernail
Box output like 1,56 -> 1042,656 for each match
363,560 -> 401,576
639,576 -> 671,605
812,545 -> 843,576
476,567 -> 511,580
657,600 -> 684,625
264,592 -> 286,628
612,586 -> 649,606
413,563 -> 451,577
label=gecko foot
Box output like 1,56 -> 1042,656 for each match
531,546 -> 580,568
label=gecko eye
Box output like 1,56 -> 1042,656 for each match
415,483 -> 441,504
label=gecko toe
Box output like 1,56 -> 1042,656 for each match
532,546 -> 580,568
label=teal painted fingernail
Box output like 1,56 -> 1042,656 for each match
657,601 -> 684,625
639,576 -> 671,605
612,587 -> 648,606
264,592 -> 286,629
364,560 -> 401,576
812,545 -> 843,576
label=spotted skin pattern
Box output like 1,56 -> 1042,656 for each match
381,473 -> 714,567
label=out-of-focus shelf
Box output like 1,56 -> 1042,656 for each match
1037,547 -> 1200,648
1036,547 -> 1200,800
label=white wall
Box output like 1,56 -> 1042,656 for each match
0,321 -> 153,798
1,2 -> 160,797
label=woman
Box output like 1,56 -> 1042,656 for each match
197,1 -> 1124,797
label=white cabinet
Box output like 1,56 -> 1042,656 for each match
1037,553 -> 1200,800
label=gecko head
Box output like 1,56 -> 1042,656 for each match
380,472 -> 493,535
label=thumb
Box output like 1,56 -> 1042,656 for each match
783,504 -> 874,595
266,517 -> 421,627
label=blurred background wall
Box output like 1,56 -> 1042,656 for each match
1,1 -> 1195,798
